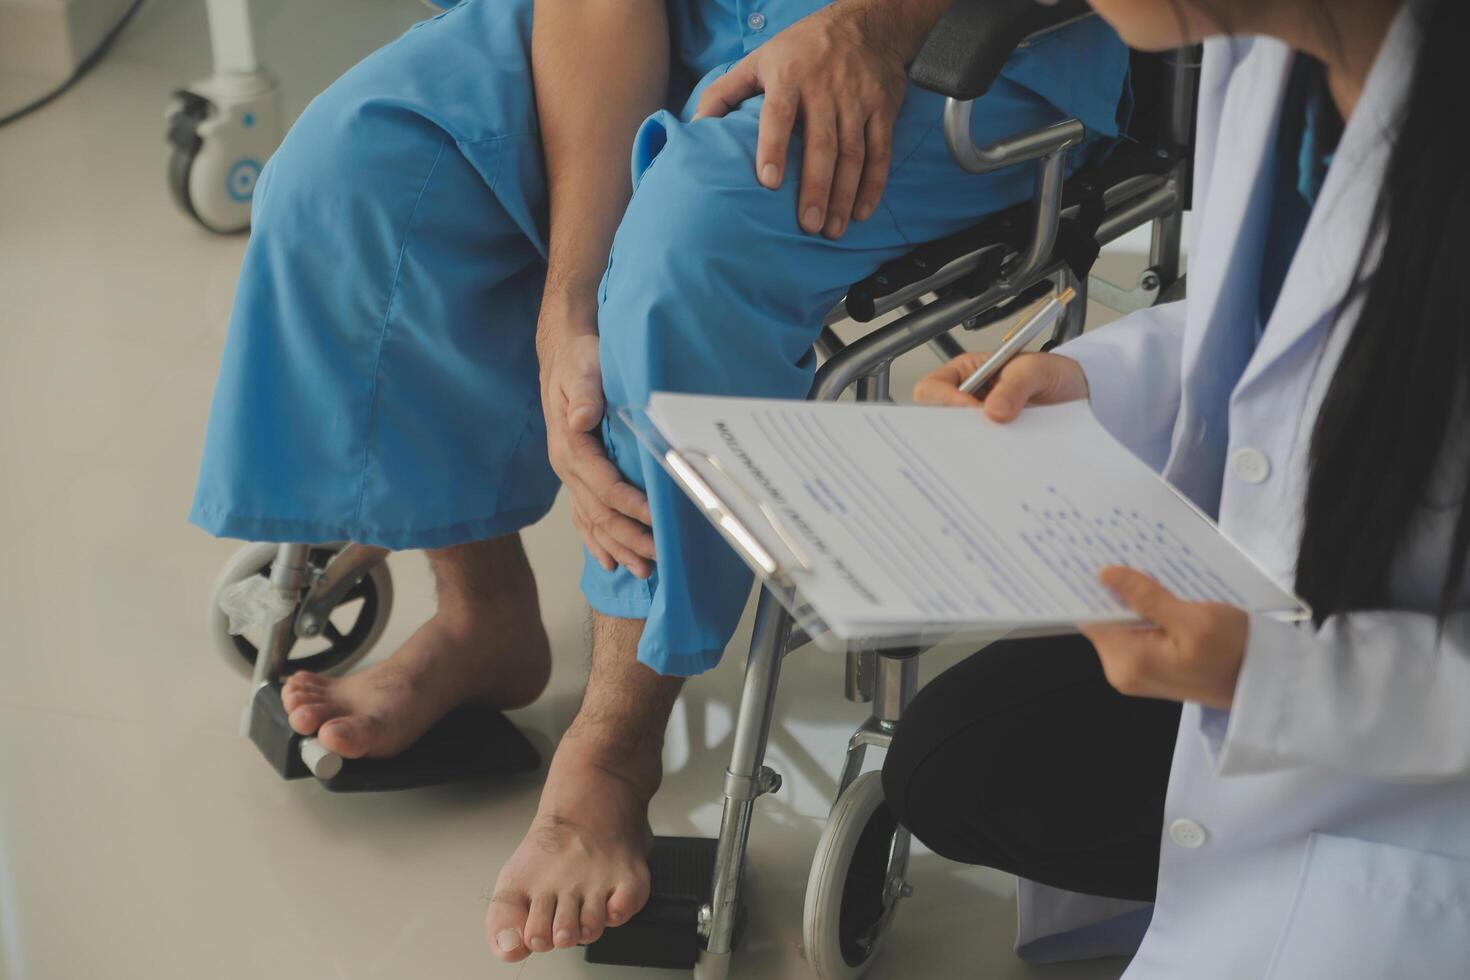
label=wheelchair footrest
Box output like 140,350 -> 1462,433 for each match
585,835 -> 742,970
247,681 -> 540,792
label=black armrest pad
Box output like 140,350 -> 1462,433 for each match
911,0 -> 1092,101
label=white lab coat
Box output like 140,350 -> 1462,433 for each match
1013,7 -> 1470,976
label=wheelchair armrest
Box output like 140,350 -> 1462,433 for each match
844,141 -> 1179,321
910,0 -> 1092,101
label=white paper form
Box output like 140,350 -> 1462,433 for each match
644,393 -> 1307,640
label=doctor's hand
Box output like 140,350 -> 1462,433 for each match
915,351 -> 1089,422
692,0 -> 946,239
538,326 -> 656,579
1079,567 -> 1249,710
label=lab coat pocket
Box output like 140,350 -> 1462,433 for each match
1265,833 -> 1470,980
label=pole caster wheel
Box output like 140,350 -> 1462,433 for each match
208,543 -> 393,679
803,771 -> 909,979
165,75 -> 281,233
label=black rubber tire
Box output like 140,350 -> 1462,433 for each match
210,544 -> 392,678
167,142 -> 204,228
804,772 -> 905,979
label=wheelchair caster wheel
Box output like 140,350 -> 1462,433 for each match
209,543 -> 393,679
803,771 -> 907,979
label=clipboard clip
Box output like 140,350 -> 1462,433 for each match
662,448 -> 814,581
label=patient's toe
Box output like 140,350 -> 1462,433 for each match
606,878 -> 650,927
485,888 -> 532,964
524,892 -> 557,952
552,893 -> 583,948
280,683 -> 324,713
579,890 -> 608,943
316,716 -> 374,758
286,701 -> 338,736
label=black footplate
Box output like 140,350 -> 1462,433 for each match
585,836 -> 744,970
247,681 -> 540,791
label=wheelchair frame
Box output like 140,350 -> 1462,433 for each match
692,44 -> 1199,980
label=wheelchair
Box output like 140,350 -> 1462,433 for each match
658,3 -> 1199,978
204,0 -> 1197,967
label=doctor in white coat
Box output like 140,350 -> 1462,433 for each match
884,0 -> 1470,975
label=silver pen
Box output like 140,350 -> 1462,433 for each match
958,286 -> 1078,395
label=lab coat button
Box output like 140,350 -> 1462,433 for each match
1231,447 -> 1270,484
746,11 -> 766,30
1169,818 -> 1208,848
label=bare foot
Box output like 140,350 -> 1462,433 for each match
485,734 -> 659,961
280,538 -> 551,759
279,603 -> 550,758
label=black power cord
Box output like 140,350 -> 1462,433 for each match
0,0 -> 149,129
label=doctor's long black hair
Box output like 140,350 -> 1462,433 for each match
1293,0 -> 1470,622
1180,0 -> 1470,621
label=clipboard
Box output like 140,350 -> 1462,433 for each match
621,405 -> 1029,656
621,396 -> 1310,657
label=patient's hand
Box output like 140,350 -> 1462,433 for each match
692,0 -> 946,240
915,350 -> 1090,422
540,326 -> 656,579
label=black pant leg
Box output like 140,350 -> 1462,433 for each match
881,634 -> 1179,903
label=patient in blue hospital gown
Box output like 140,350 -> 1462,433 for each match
190,0 -> 1127,959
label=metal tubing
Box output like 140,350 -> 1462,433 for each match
836,717 -> 895,797
855,363 -> 891,403
928,330 -> 967,362
837,740 -> 868,801
1151,45 -> 1198,286
813,282 -> 1011,401
1166,46 -> 1200,178
252,616 -> 297,694
1055,268 -> 1088,344
872,653 -> 918,725
1097,185 -> 1179,248
943,102 -> 1086,176
1149,206 -> 1183,288
704,591 -> 792,956
252,543 -> 309,690
1005,150 -> 1068,288
296,544 -> 390,637
844,649 -> 876,703
1168,52 -> 1197,146
815,326 -> 846,362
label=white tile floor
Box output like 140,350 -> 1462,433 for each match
0,4 -> 1147,977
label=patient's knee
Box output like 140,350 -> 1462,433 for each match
597,121 -> 810,374
613,113 -> 787,291
250,84 -> 447,241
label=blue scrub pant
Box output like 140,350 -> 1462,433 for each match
191,0 -> 1126,675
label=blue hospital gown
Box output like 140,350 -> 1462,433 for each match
190,0 -> 1129,675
